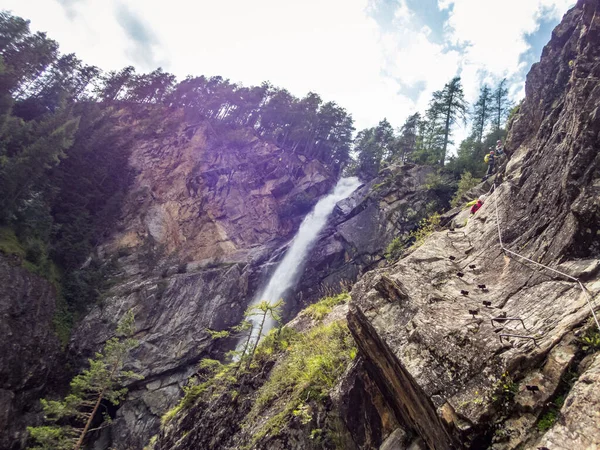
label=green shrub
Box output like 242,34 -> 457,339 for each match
578,328 -> 600,354
537,410 -> 558,431
385,237 -> 405,261
409,213 -> 440,249
450,171 -> 480,207
0,227 -> 26,258
537,395 -> 564,432
491,371 -> 518,408
252,326 -> 299,364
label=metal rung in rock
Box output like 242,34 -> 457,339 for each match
499,333 -> 538,346
492,317 -> 527,330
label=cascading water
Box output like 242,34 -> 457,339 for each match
243,176 -> 361,346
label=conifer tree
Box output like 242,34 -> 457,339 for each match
0,110 -> 79,222
434,76 -> 468,166
27,311 -> 142,450
245,299 -> 283,369
414,104 -> 444,165
492,78 -> 511,132
397,113 -> 420,163
472,85 -> 493,143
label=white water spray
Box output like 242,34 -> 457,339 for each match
245,176 -> 361,343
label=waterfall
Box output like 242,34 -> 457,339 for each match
243,176 -> 361,346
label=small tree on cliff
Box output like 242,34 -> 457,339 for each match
27,310 -> 142,450
245,299 -> 283,370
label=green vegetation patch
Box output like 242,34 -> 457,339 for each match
578,327 -> 600,354
409,213 -> 440,249
537,396 -> 564,432
245,320 -> 356,447
304,293 -> 350,321
160,306 -> 357,449
0,226 -> 26,258
450,171 -> 480,207
491,371 -> 518,410
385,212 -> 441,262
385,237 -> 404,261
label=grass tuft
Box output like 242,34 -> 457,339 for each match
305,293 -> 350,321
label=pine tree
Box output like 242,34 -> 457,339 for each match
434,76 -> 468,166
492,78 -> 511,132
27,311 -> 142,450
472,85 -> 493,143
245,299 -> 283,370
373,118 -> 395,161
96,66 -> 136,101
414,104 -> 444,165
354,128 -> 380,180
0,110 -> 79,222
397,113 -> 420,163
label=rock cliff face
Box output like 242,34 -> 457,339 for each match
153,1 -> 600,448
69,118 -> 337,448
4,1 -> 598,448
69,115 -> 438,449
293,163 -> 439,311
347,1 -> 600,448
0,255 -> 61,450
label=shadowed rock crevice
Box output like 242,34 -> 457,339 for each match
347,305 -> 456,450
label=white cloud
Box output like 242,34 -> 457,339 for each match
441,0 -> 573,76
2,0 -> 575,145
438,0 -> 574,148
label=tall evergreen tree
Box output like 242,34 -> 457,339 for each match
471,85 -> 493,143
354,119 -> 395,179
434,76 -> 468,166
492,78 -> 511,132
373,118 -> 395,161
0,12 -> 58,95
0,108 -> 79,222
414,102 -> 445,165
354,128 -> 380,180
397,113 -> 420,163
96,66 -> 135,101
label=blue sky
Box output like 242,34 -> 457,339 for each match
4,0 -> 574,149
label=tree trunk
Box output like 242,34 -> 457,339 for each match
74,360 -> 120,450
442,109 -> 451,167
74,387 -> 105,450
236,324 -> 254,375
246,312 -> 267,370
